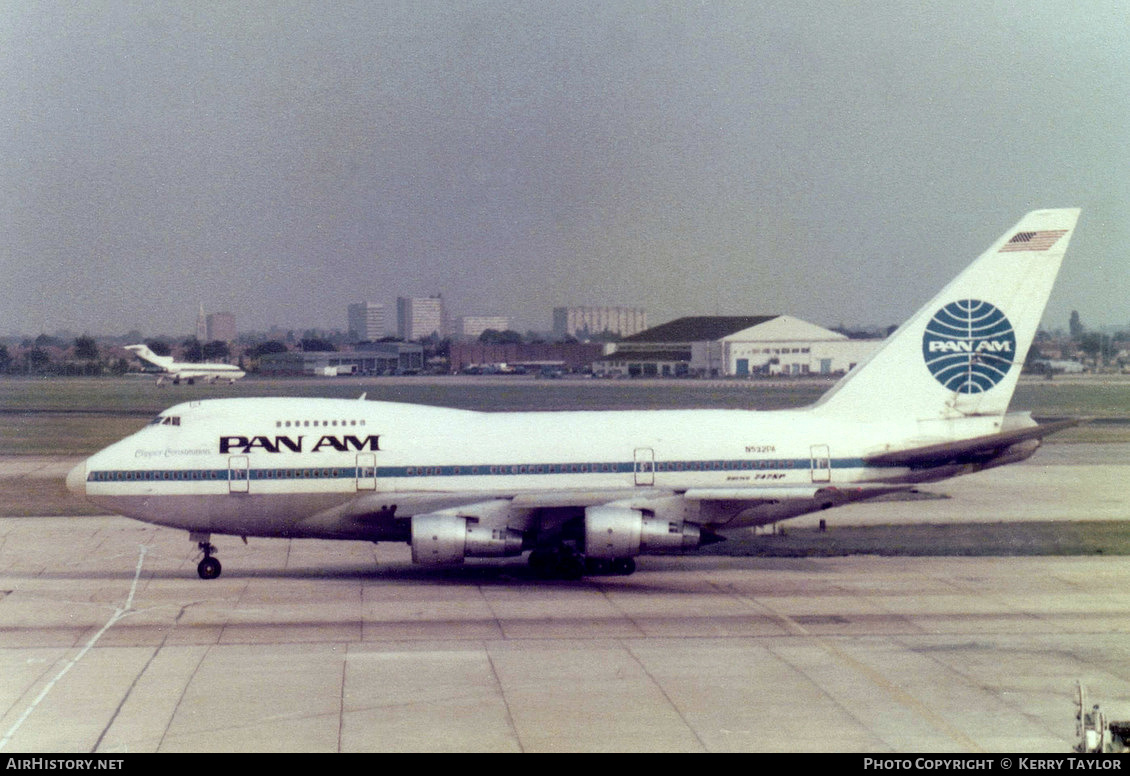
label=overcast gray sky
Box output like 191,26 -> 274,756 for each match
2,1 -> 1126,338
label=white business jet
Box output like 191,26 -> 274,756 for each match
125,344 -> 246,386
71,209 -> 1080,579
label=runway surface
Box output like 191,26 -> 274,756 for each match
0,445 -> 1128,753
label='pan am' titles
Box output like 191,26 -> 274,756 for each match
922,299 -> 1016,393
219,435 -> 381,454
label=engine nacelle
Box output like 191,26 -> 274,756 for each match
410,513 -> 524,565
584,505 -> 702,559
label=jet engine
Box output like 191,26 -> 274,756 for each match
583,504 -> 702,559
410,513 -> 524,565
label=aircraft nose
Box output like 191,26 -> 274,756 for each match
66,459 -> 87,496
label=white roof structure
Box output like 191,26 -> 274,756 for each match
599,315 -> 879,377
717,315 -> 848,343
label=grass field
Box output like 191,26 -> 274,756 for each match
0,373 -> 834,414
2,373 -> 1129,455
0,476 -> 104,517
704,520 -> 1130,557
4,372 -> 1130,412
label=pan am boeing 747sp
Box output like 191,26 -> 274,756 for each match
125,344 -> 246,386
71,209 -> 1080,579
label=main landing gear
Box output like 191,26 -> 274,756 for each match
527,545 -> 637,580
193,533 -> 222,579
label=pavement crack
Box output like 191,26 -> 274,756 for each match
0,544 -> 148,752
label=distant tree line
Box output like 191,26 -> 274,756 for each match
1027,310 -> 1130,372
0,335 -> 129,376
0,335 -> 242,376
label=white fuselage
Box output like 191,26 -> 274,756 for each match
70,396 -> 1004,541
167,364 -> 246,380
124,345 -> 246,384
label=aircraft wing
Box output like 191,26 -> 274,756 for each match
343,488 -> 672,515
335,485 -> 907,515
683,484 -> 909,503
305,482 -> 914,539
863,418 -> 1082,468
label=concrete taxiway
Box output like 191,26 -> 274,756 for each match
0,445 -> 1127,753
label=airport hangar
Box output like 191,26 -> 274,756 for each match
594,315 -> 882,378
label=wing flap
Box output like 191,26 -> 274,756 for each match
685,484 -> 909,502
511,487 -> 674,508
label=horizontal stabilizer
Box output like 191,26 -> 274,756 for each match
864,418 -> 1082,468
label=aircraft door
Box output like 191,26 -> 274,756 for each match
810,445 -> 831,483
634,447 -> 655,486
356,452 -> 377,491
228,455 -> 249,493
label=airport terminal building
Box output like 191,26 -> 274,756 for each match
595,315 -> 881,378
260,342 -> 425,376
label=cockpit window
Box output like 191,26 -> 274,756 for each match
149,415 -> 181,426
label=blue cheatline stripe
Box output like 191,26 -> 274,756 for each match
87,456 -> 872,483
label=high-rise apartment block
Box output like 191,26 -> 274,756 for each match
205,312 -> 237,342
348,302 -> 386,342
397,296 -> 446,341
553,306 -> 647,339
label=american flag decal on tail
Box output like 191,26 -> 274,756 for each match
999,229 -> 1069,252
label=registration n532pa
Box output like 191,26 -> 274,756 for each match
69,209 -> 1080,579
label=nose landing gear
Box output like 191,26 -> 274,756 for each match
193,533 -> 222,579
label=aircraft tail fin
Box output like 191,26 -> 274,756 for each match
813,208 -> 1081,423
125,344 -> 174,371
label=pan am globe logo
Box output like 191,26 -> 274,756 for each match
922,300 -> 1016,393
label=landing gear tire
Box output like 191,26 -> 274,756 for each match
528,546 -> 586,580
527,548 -> 554,578
197,556 -> 222,580
196,539 -> 221,580
557,553 -> 585,580
584,557 -> 610,575
611,557 -> 636,576
584,557 -> 636,576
